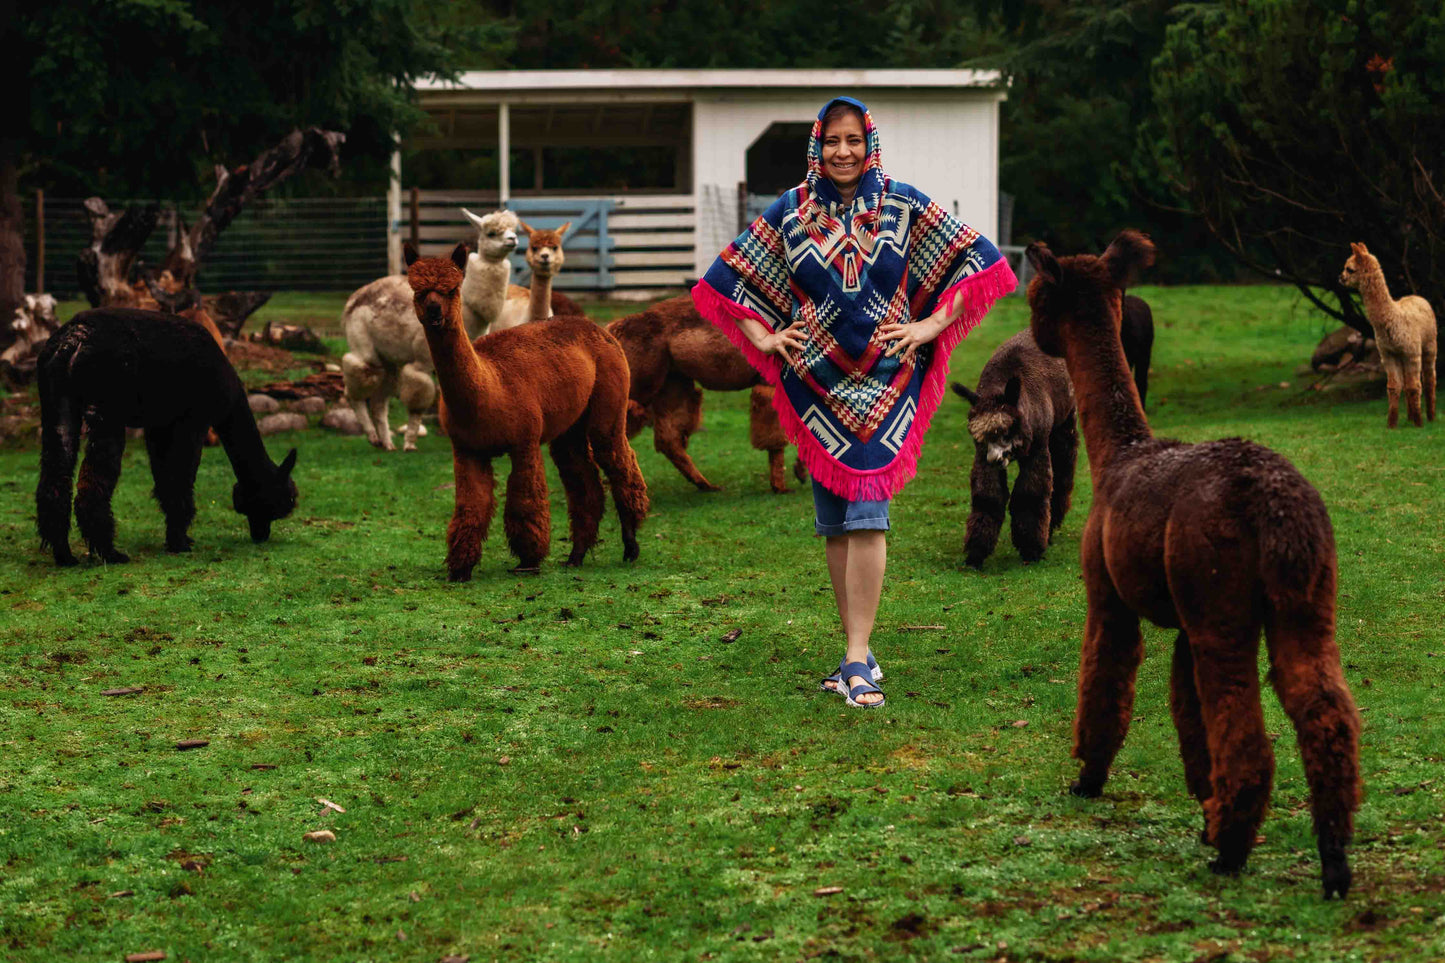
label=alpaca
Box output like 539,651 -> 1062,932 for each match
36,308 -> 299,565
1121,294 -> 1154,408
515,220 -> 573,321
404,242 -> 648,578
339,275 -> 438,451
606,296 -> 804,493
950,329 -> 1076,568
459,209 -> 580,336
1340,242 -> 1437,427
1027,231 -> 1360,898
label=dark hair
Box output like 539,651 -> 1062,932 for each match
821,101 -> 865,134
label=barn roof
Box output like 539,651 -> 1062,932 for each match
416,68 -> 1006,98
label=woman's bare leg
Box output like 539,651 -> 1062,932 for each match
821,531 -> 886,704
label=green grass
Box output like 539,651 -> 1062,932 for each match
3,285 -> 1443,962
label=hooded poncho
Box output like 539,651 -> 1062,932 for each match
692,97 -> 1016,501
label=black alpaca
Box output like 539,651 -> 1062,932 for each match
36,309 -> 299,565
952,330 -> 1077,568
1121,293 -> 1155,408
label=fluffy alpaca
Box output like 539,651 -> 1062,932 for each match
1121,294 -> 1155,408
405,242 -> 648,578
1340,242 -> 1437,427
606,295 -> 804,493
459,209 -> 579,336
1027,231 -> 1361,898
36,308 -> 298,565
339,275 -> 438,451
951,329 -> 1076,568
516,220 -> 572,321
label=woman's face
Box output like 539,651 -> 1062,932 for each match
821,111 -> 866,193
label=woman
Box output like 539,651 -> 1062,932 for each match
692,97 -> 1015,708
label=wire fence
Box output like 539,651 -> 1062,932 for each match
25,195 -> 389,298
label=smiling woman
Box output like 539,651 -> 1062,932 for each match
692,96 -> 1016,709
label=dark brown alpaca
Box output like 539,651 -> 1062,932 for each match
405,242 -> 648,579
1026,231 -> 1361,898
607,296 -> 803,492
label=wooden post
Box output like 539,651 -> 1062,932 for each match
533,147 -> 544,192
498,102 -> 511,206
35,189 -> 44,293
409,187 -> 420,250
736,181 -> 747,235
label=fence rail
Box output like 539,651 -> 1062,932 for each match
24,196 -> 389,298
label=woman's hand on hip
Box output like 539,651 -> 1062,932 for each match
760,319 -> 809,366
880,309 -> 950,365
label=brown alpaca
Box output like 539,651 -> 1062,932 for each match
1340,242 -> 1437,427
606,296 -> 804,493
1026,232 -> 1361,899
507,220 -> 583,321
404,242 -> 648,578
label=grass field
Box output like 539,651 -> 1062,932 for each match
2,285 -> 1442,962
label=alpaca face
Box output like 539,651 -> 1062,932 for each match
461,207 -> 520,263
233,448 -> 298,542
405,244 -> 467,329
969,405 -> 1025,466
1339,244 -> 1375,289
521,220 -> 570,279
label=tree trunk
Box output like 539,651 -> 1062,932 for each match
0,143 -> 25,352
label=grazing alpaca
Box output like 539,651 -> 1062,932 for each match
606,296 -> 804,493
459,209 -> 579,336
1027,231 -> 1361,898
405,242 -> 648,578
1121,294 -> 1155,408
339,275 -> 438,451
1340,242 -> 1437,427
950,329 -> 1076,568
36,309 -> 299,565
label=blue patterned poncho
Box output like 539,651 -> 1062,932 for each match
692,97 -> 1016,501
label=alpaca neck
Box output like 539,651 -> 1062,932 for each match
423,308 -> 503,419
1356,263 -> 1396,324
528,271 -> 554,320
1060,309 -> 1152,485
214,394 -> 277,488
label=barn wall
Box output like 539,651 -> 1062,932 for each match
692,90 -> 1004,280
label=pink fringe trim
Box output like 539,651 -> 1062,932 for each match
691,256 -> 1017,500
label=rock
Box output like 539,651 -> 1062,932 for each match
248,393 -> 281,414
257,412 -> 309,435
293,396 -> 328,415
321,407 -> 364,435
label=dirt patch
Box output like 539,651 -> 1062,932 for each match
684,696 -> 741,710
226,340 -> 302,373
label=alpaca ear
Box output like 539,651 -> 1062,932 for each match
460,207 -> 486,233
450,243 -> 469,272
1351,241 -> 1368,257
403,241 -> 420,267
1003,376 -> 1022,407
556,221 -> 572,237
278,448 -> 298,477
951,382 -> 979,406
1025,242 -> 1061,285
517,219 -> 534,235
1102,230 -> 1155,288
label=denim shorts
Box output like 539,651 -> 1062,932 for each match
812,480 -> 891,536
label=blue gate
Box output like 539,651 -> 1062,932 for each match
504,198 -> 616,291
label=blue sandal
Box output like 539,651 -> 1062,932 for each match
820,651 -> 882,694
840,660 -> 886,709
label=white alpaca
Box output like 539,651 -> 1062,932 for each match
339,276 -> 438,451
459,207 -> 533,336
1340,242 -> 1438,428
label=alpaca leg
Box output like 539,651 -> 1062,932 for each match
590,419 -> 650,564
962,456 -> 1008,568
445,452 -> 495,582
397,362 -> 436,452
1423,340 -> 1437,421
1070,541 -> 1144,796
652,377 -> 717,491
1008,447 -> 1053,563
1188,635 -> 1275,876
1264,603 -> 1361,899
1382,357 -> 1402,428
1402,355 -> 1424,427
502,445 -> 551,572
1168,630 -> 1214,811
749,384 -> 791,493
342,351 -> 385,446
146,425 -> 204,553
368,394 -> 396,452
549,424 -> 605,567
1047,415 -> 1079,538
74,419 -> 130,564
36,391 -> 82,566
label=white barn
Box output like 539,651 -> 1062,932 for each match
399,68 -> 1007,296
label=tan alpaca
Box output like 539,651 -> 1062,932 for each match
513,220 -> 572,322
1340,242 -> 1438,427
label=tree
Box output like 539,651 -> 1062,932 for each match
4,0 -> 504,345
1151,0 -> 1445,335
